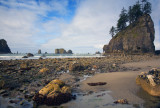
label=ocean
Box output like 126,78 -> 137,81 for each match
0,53 -> 103,60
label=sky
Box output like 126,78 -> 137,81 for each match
0,0 -> 159,53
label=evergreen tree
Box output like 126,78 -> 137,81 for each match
117,7 -> 128,31
141,0 -> 147,10
128,6 -> 134,24
143,1 -> 151,14
141,0 -> 152,14
132,1 -> 143,21
109,26 -> 115,38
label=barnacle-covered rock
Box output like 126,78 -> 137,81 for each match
114,99 -> 128,104
136,68 -> 160,96
33,79 -> 72,106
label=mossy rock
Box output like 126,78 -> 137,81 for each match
33,79 -> 72,105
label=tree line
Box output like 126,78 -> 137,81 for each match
109,0 -> 152,38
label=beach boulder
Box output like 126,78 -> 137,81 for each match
20,63 -> 30,70
69,62 -> 85,72
22,56 -> 28,58
33,79 -> 72,106
136,68 -> 160,96
114,99 -> 128,104
27,53 -> 34,57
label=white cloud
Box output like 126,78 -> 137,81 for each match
0,0 -> 70,53
0,0 -> 159,53
41,0 -> 160,53
41,0 -> 136,53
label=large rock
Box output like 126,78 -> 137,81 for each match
103,14 -> 155,54
69,62 -> 85,72
55,48 -> 67,54
38,49 -> 41,54
67,50 -> 73,54
136,68 -> 160,96
0,39 -> 11,54
27,53 -> 34,57
33,79 -> 72,106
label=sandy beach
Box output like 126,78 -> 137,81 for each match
80,57 -> 160,105
0,55 -> 160,108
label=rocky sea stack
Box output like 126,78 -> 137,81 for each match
0,39 -> 11,54
103,14 -> 155,54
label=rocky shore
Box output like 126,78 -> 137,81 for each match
0,54 -> 159,107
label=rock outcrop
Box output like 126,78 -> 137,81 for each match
27,53 -> 34,57
0,39 -> 11,54
136,68 -> 160,96
33,79 -> 72,106
103,14 -> 155,54
67,50 -> 73,54
55,49 -> 73,54
55,48 -> 66,54
38,49 -> 41,54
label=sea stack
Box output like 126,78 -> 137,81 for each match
67,50 -> 73,54
55,48 -> 67,54
0,39 -> 11,54
103,14 -> 155,54
38,49 -> 41,54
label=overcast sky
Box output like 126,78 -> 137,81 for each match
0,0 -> 159,53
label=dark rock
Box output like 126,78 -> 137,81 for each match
69,63 -> 85,72
38,49 -> 41,54
27,53 -> 34,57
2,93 -> 9,97
20,63 -> 30,70
22,56 -> 28,58
155,50 -> 160,55
114,99 -> 128,104
55,48 -> 67,54
67,50 -> 73,54
103,14 -> 155,54
9,99 -> 20,104
87,82 -> 107,86
39,57 -> 43,60
0,80 -> 5,89
33,79 -> 72,106
0,39 -> 11,54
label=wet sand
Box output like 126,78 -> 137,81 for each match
80,58 -> 160,105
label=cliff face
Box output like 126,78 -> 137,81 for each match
103,14 -> 155,54
0,39 -> 11,54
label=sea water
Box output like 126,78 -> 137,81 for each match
0,53 -> 104,60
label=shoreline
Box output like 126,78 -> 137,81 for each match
79,58 -> 160,105
0,55 -> 160,107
